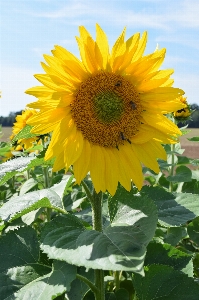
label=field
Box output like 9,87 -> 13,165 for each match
1,127 -> 199,158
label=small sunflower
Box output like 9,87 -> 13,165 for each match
173,96 -> 191,121
26,24 -> 185,195
12,109 -> 39,149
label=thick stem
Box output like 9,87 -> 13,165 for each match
91,190 -> 105,300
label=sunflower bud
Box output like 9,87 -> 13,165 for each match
173,96 -> 192,122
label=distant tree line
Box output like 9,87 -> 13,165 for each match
0,111 -> 22,127
0,104 -> 199,128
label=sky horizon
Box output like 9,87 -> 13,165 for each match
1,0 -> 199,116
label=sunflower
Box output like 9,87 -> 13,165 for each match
12,109 -> 39,149
173,96 -> 191,121
26,24 -> 185,195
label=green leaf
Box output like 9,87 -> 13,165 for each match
164,226 -> 187,246
167,165 -> 192,182
177,156 -> 190,165
0,177 -> 72,222
19,178 -> 38,195
0,145 -> 11,156
187,216 -> 199,245
192,170 -> 199,181
0,156 -> 34,185
0,226 -> 76,300
141,186 -> 199,226
0,227 -> 50,299
182,179 -> 199,194
21,208 -> 44,225
133,265 -> 199,300
145,243 -> 193,276
11,124 -> 38,143
41,188 -> 157,274
105,293 -> 116,300
16,261 -> 76,300
67,268 -> 94,300
115,288 -> 129,300
27,156 -> 55,168
187,136 -> 199,142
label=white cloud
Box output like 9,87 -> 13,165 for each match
0,65 -> 39,116
174,73 -> 199,105
21,0 -> 199,31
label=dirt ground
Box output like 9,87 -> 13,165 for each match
1,127 -> 199,159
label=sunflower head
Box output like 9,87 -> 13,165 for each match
12,109 -> 40,149
26,24 -> 185,195
173,96 -> 192,122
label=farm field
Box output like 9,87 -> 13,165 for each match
1,127 -> 199,159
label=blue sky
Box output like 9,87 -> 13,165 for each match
1,0 -> 199,116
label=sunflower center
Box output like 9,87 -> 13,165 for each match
93,91 -> 124,123
71,72 -> 142,148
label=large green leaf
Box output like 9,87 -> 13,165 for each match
141,186 -> 199,226
16,260 -> 76,300
41,189 -> 157,274
0,227 -> 76,300
187,216 -> 199,245
133,264 -> 199,300
0,227 -> 50,299
0,156 -> 34,185
167,165 -> 192,182
145,242 -> 193,277
0,176 -> 72,222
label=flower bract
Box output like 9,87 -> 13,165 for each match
26,24 -> 185,195
12,109 -> 40,149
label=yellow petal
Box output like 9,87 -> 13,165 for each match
131,140 -> 166,173
52,151 -> 66,172
64,129 -> 84,169
103,148 -> 119,196
73,139 -> 91,184
110,27 -> 126,67
89,145 -> 106,193
30,122 -> 57,135
140,87 -> 184,102
27,107 -> 70,126
25,86 -> 54,97
34,74 -> 72,92
142,99 -> 186,113
132,31 -> 147,62
117,33 -> 140,73
96,24 -> 109,69
142,112 -> 182,135
45,116 -> 76,160
118,144 -> 143,190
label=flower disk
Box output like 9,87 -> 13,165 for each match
26,24 -> 185,195
71,72 -> 142,147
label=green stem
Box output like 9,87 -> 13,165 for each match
43,166 -> 51,221
26,169 -> 30,179
114,271 -> 120,291
76,274 -> 98,294
83,185 -> 105,299
82,180 -> 94,204
169,143 -> 175,193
